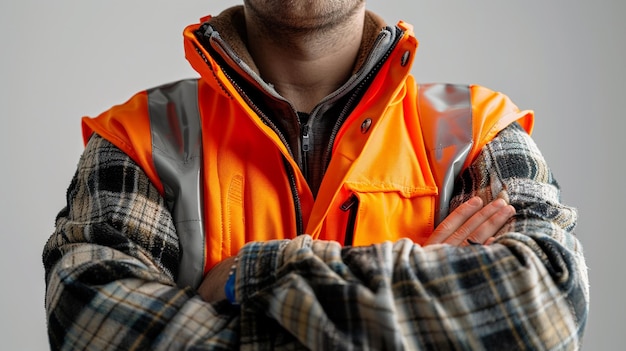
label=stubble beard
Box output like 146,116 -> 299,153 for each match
244,0 -> 365,36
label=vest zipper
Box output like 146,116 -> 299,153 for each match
322,30 -> 401,168
194,41 -> 305,237
340,194 -> 359,246
283,157 -> 304,235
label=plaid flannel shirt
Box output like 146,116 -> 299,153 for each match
43,122 -> 588,350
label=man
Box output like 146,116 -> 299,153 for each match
43,1 -> 589,349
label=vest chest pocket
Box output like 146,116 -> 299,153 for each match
337,189 -> 437,247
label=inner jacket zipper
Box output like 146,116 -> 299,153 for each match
301,124 -> 310,180
340,194 -> 359,246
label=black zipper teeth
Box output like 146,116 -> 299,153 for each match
197,29 -> 295,158
283,157 -> 304,235
194,45 -> 232,98
197,38 -> 304,235
221,70 -> 295,159
323,56 -> 387,165
301,124 -> 310,179
222,70 -> 304,235
221,70 -> 305,236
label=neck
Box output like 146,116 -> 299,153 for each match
244,6 -> 366,112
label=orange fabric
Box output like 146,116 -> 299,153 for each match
81,91 -> 164,194
466,85 -> 534,169
81,17 -> 534,273
194,80 -> 310,272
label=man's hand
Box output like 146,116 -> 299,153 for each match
425,197 -> 515,246
197,256 -> 236,302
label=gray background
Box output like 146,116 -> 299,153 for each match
1,1 -> 622,349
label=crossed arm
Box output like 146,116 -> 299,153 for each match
199,195 -> 517,302
43,123 -> 588,350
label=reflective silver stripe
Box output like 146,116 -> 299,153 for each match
148,79 -> 205,289
418,83 -> 473,225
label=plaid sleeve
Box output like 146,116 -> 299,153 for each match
231,123 -> 589,350
43,135 -> 240,350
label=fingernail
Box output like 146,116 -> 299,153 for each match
468,197 -> 482,206
493,198 -> 507,208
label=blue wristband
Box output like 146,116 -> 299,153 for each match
224,264 -> 237,304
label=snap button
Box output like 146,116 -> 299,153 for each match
361,118 -> 372,133
401,50 -> 410,67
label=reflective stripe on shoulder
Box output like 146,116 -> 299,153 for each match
418,83 -> 473,226
148,79 -> 205,289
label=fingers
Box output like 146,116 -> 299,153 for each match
458,199 -> 515,246
426,197 -> 516,246
425,196 -> 484,245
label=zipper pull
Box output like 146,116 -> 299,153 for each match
340,194 -> 359,246
301,124 -> 310,178
301,124 -> 310,153
340,193 -> 358,211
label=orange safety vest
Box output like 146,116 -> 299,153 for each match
82,19 -> 534,288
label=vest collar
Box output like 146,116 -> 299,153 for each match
182,6 -> 412,107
